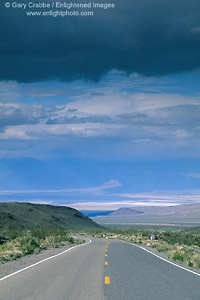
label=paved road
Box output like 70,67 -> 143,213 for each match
0,239 -> 199,300
0,239 -> 105,300
104,240 -> 200,300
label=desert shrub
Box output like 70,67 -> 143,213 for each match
188,260 -> 193,267
161,231 -> 200,247
194,258 -> 200,268
172,252 -> 184,261
156,247 -> 167,253
21,245 -> 35,255
66,236 -> 74,243
0,228 -> 75,263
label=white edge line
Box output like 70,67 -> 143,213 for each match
0,239 -> 92,282
129,242 -> 200,277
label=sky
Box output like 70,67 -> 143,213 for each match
0,0 -> 200,210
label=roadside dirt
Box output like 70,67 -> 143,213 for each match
0,243 -> 73,279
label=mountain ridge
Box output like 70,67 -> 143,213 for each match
101,203 -> 200,217
0,202 -> 103,231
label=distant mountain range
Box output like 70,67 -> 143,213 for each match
87,203 -> 200,218
0,202 -> 102,231
108,203 -> 200,218
109,208 -> 144,216
88,203 -> 200,227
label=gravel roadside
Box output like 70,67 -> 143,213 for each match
0,242 -> 77,279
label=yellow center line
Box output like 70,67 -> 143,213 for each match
105,276 -> 110,284
105,261 -> 108,265
105,254 -> 107,256
105,249 -> 108,252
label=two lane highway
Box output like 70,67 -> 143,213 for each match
0,238 -> 199,300
104,239 -> 200,300
0,239 -> 105,300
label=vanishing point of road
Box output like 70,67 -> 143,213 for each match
0,238 -> 200,300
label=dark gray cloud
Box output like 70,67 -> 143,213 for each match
0,0 -> 200,82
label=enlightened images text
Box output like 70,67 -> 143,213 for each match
11,1 -> 115,10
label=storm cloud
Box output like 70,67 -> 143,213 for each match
1,0 -> 200,82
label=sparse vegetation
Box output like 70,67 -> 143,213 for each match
91,228 -> 200,270
1,203 -> 200,271
0,202 -> 103,264
0,228 -> 83,264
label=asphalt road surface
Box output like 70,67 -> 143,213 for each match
0,238 -> 200,300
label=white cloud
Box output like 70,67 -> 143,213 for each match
0,91 -> 199,159
67,189 -> 200,210
0,126 -> 34,140
0,102 -> 46,127
55,92 -> 198,117
0,123 -> 127,140
186,173 -> 200,179
29,200 -> 55,205
0,81 -> 20,101
0,180 -> 122,196
66,201 -> 182,211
